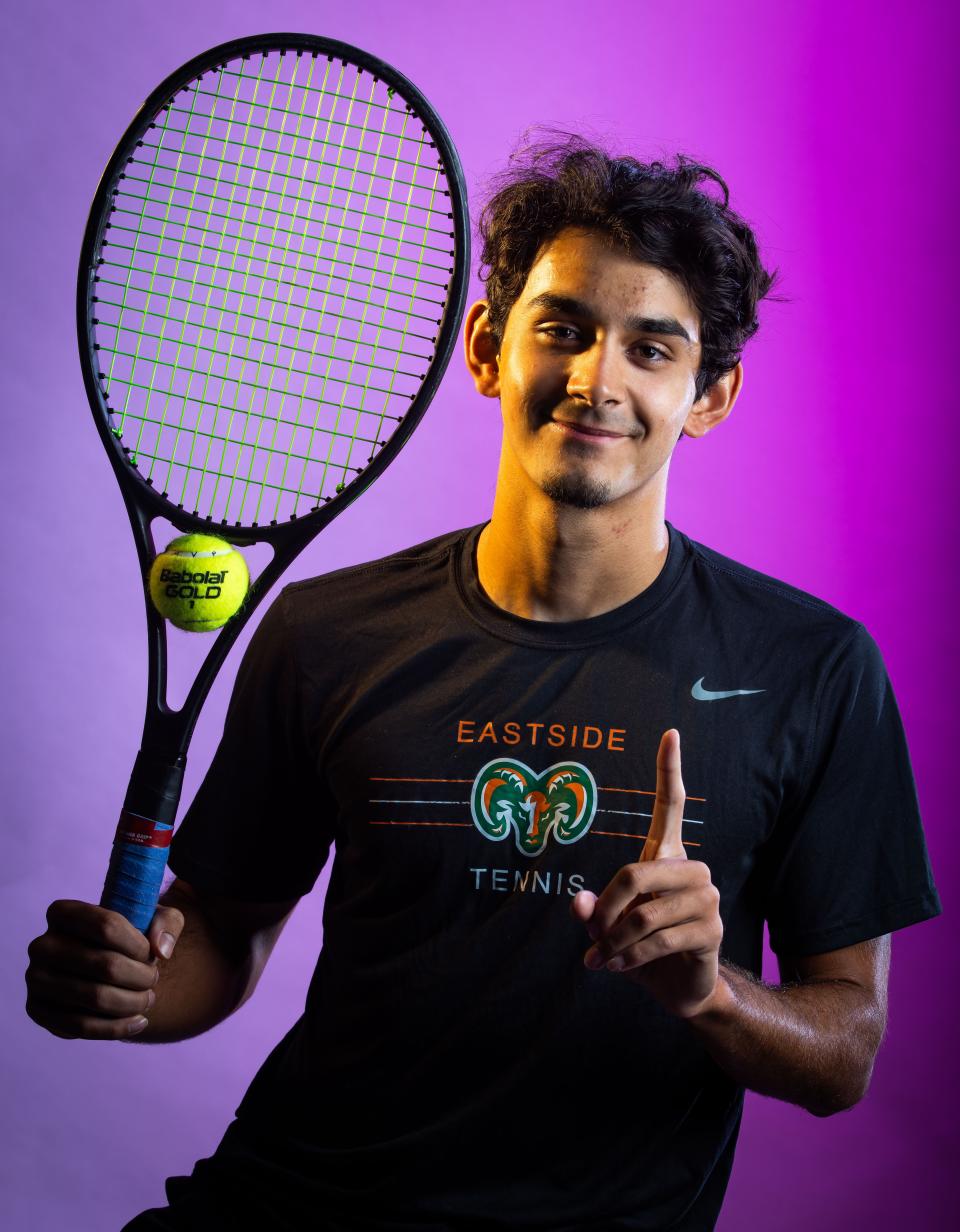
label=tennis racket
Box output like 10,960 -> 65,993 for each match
77,33 -> 470,932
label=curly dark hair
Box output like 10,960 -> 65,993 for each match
478,133 -> 784,401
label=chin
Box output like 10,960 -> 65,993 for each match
539,472 -> 614,510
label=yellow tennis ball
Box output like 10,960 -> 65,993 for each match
148,534 -> 249,632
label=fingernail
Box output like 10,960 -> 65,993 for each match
607,956 -> 625,972
128,1017 -> 148,1036
584,949 -> 604,970
158,932 -> 175,959
145,989 -> 156,1010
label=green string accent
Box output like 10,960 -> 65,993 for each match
206,49 -> 284,522
126,413 -> 381,456
180,48 -> 311,513
261,52 -> 345,522
121,164 -> 453,224
108,206 -> 452,267
211,67 -> 409,116
109,84 -> 196,463
122,63 -> 242,489
341,123 -> 445,486
156,100 -> 436,168
95,276 -> 441,335
101,226 -> 453,288
287,63 -> 388,519
137,76 -> 212,490
325,88 -> 416,495
97,241 -> 448,306
153,64 -> 240,502
242,47 -> 326,525
177,59 -> 268,512
99,374 -> 399,433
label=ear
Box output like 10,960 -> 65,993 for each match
682,362 -> 743,439
463,300 -> 501,398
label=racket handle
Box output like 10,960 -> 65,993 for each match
100,751 -> 186,933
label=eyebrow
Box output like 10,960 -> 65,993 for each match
526,292 -> 695,347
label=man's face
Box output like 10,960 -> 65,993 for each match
490,227 -> 707,511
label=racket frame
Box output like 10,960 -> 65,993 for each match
77,31 -> 470,763
75,33 -> 470,924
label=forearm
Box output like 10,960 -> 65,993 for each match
684,961 -> 885,1116
128,883 -> 256,1044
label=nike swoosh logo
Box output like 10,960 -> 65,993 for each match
691,677 -> 766,701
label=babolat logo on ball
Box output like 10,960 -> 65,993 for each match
470,758 -> 598,856
148,534 -> 250,632
159,567 -> 230,606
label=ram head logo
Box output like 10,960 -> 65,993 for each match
470,758 -> 598,856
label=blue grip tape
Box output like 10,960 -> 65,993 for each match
100,815 -> 174,932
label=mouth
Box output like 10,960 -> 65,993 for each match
552,419 -> 634,443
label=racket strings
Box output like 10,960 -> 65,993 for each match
114,54 -> 230,501
117,164 -> 455,224
212,63 -> 424,118
100,336 -> 426,393
94,271 -> 443,332
98,311 -> 432,377
299,65 -> 436,517
153,102 -> 440,172
96,237 -> 449,318
108,195 -> 454,257
190,49 -> 318,519
92,46 -> 456,526
251,58 -> 390,521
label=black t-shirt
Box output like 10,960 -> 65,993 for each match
168,521 -> 941,1231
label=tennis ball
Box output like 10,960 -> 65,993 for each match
148,534 -> 249,632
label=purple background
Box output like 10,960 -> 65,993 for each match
3,1 -> 955,1227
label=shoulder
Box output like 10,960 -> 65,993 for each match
674,526 -> 878,673
681,528 -> 858,626
682,530 -> 848,621
277,524 -> 474,628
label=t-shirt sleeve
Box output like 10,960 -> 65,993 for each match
758,622 -> 942,957
168,590 -> 336,901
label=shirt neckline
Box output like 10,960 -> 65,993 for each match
452,519 -> 690,649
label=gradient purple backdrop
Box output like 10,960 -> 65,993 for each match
3,1 -> 955,1228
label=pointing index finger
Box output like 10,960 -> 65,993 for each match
640,728 -> 687,863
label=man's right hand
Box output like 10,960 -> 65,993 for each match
25,899 -> 185,1040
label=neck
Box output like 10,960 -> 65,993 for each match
477,457 -> 671,622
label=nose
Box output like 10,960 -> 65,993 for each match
566,338 -> 624,407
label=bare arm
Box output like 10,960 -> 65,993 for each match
683,935 -> 890,1116
572,732 -> 893,1118
131,878 -> 298,1043
26,878 -> 298,1044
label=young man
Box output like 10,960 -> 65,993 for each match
27,140 -> 941,1231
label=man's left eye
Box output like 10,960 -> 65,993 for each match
637,345 -> 668,362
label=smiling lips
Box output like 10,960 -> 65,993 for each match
553,420 -> 633,442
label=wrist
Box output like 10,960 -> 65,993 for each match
681,968 -> 736,1024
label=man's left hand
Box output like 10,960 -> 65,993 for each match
570,728 -> 724,1019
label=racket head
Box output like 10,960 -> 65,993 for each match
77,32 -> 470,549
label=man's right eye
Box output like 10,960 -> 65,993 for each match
540,324 -> 580,342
